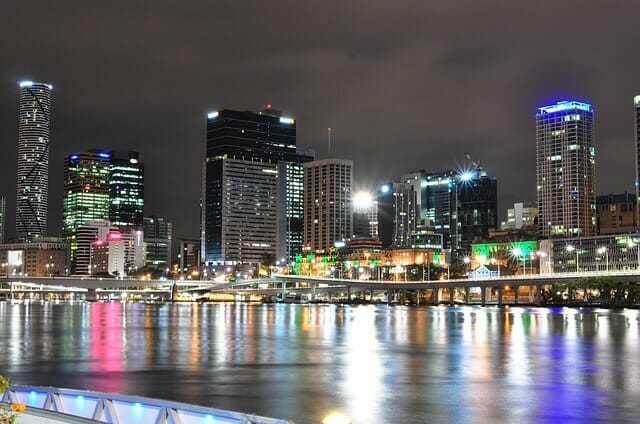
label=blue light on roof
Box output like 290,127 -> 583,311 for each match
19,81 -> 34,88
98,153 -> 111,159
279,117 -> 295,124
207,111 -> 219,119
70,154 -> 79,160
538,101 -> 592,114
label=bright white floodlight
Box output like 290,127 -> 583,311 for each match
353,191 -> 374,211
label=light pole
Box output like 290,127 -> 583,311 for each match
596,247 -> 608,272
463,256 -> 471,277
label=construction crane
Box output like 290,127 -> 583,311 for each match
464,152 -> 482,171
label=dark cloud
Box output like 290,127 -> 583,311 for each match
1,0 -> 639,239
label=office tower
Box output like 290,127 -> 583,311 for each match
596,192 -> 637,234
392,182 -> 417,247
501,202 -> 538,230
424,170 -> 457,249
635,95 -> 640,224
16,81 -> 53,240
0,195 -> 5,243
376,183 -> 394,247
203,107 -> 313,264
456,171 -> 498,252
63,150 -> 112,270
400,171 -> 425,219
109,151 -> 144,229
536,100 -> 596,237
303,159 -> 353,253
144,216 -> 172,269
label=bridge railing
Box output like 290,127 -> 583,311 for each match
2,385 -> 292,424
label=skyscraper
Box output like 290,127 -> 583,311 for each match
16,81 -> 52,240
456,171 -> 498,252
62,150 -> 112,269
392,182 -> 417,247
109,150 -> 144,229
203,107 -> 313,264
376,183 -> 394,247
143,216 -> 173,269
536,100 -> 596,237
303,159 -> 353,253
424,170 -> 457,249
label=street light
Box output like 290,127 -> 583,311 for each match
566,245 -> 578,272
512,247 -> 525,276
597,247 -> 608,272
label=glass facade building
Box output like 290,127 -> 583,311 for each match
456,172 -> 498,252
203,108 -> 313,264
536,100 -> 596,238
16,81 -> 53,240
109,151 -> 144,229
63,151 -> 112,269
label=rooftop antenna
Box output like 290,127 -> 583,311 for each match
327,127 -> 332,158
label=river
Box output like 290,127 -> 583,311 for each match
1,302 -> 639,423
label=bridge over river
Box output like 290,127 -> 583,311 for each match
210,270 -> 640,306
2,270 -> 640,305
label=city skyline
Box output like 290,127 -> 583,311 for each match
1,2 -> 640,242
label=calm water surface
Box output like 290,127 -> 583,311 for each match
1,302 -> 639,423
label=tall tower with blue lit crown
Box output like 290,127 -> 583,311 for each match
536,100 -> 596,238
16,81 -> 53,240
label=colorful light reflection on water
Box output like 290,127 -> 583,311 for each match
1,302 -> 639,423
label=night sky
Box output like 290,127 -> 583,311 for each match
1,1 -> 639,240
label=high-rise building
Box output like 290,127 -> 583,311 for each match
376,183 -> 394,247
303,159 -> 353,253
424,170 -> 457,249
536,100 -> 596,238
0,195 -> 5,244
16,81 -> 53,240
203,107 -> 313,264
144,216 -> 172,269
456,171 -> 498,252
109,151 -> 144,229
400,171 -> 425,220
392,182 -> 417,247
63,150 -> 112,270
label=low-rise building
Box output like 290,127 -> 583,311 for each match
0,239 -> 68,276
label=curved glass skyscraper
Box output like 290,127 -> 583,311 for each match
16,81 -> 52,240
